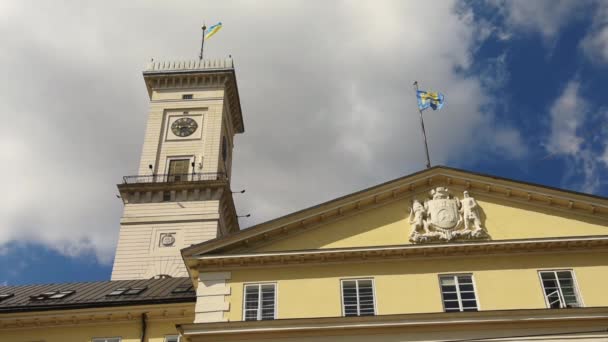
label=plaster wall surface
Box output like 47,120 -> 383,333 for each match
254,194 -> 608,253
225,252 -> 608,321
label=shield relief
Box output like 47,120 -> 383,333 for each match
427,199 -> 461,230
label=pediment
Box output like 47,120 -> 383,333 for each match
182,166 -> 608,258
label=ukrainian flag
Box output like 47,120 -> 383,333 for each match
417,90 -> 445,111
205,22 -> 222,40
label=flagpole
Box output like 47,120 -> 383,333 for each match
413,81 -> 432,169
199,24 -> 207,61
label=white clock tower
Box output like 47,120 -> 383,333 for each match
111,58 -> 244,280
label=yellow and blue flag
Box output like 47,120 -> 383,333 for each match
417,90 -> 445,111
205,22 -> 222,40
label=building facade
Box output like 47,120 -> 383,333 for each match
2,57 -> 608,342
179,167 -> 608,341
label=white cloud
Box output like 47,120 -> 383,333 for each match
546,81 -> 586,156
544,80 -> 608,193
0,0 -> 525,264
497,0 -> 587,42
581,3 -> 608,64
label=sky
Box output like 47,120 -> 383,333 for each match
1,0 -> 608,285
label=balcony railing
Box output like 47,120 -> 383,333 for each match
122,172 -> 225,184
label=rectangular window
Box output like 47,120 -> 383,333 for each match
439,275 -> 478,312
92,338 -> 121,342
341,279 -> 376,317
243,283 -> 276,321
182,94 -> 193,100
539,270 -> 581,308
167,159 -> 190,181
164,336 -> 179,342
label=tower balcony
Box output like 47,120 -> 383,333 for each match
122,172 -> 226,185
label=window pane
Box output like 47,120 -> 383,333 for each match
441,285 -> 457,293
442,292 -> 458,300
459,284 -> 474,292
541,272 -> 557,281
342,279 -> 375,317
460,292 -> 476,300
457,276 -> 472,284
344,305 -> 358,317
440,277 -> 455,286
244,310 -> 258,321
444,300 -> 460,309
461,300 -> 477,308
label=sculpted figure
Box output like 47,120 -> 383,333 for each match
409,199 -> 427,236
461,191 -> 484,236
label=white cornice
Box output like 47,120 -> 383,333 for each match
190,236 -> 608,270
179,307 -> 608,338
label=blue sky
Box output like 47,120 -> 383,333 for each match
1,0 -> 608,285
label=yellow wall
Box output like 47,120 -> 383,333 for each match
0,314 -> 192,342
254,194 -> 608,252
225,251 -> 608,321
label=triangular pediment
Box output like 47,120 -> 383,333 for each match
182,166 -> 608,258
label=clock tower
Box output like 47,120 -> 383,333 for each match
111,58 -> 244,280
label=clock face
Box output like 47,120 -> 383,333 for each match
171,117 -> 198,137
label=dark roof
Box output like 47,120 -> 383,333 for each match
0,277 -> 195,313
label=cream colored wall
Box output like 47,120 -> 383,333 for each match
254,193 -> 608,252
137,88 -> 226,176
0,319 -> 187,342
112,200 -> 220,280
225,252 -> 608,321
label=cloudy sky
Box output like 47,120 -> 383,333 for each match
1,0 -> 608,285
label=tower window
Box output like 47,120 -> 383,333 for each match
168,159 -> 190,182
182,94 -> 193,100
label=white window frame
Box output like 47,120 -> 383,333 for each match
164,335 -> 180,342
242,282 -> 277,321
438,274 -> 480,312
537,269 -> 583,309
92,338 -> 121,342
340,278 -> 377,317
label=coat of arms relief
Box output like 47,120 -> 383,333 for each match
409,187 -> 489,243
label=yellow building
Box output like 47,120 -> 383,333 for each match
2,57 -> 608,342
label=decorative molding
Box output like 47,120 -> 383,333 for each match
194,272 -> 231,323
145,59 -> 234,72
409,187 -> 489,243
191,236 -> 608,270
142,57 -> 243,134
179,307 -> 608,338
